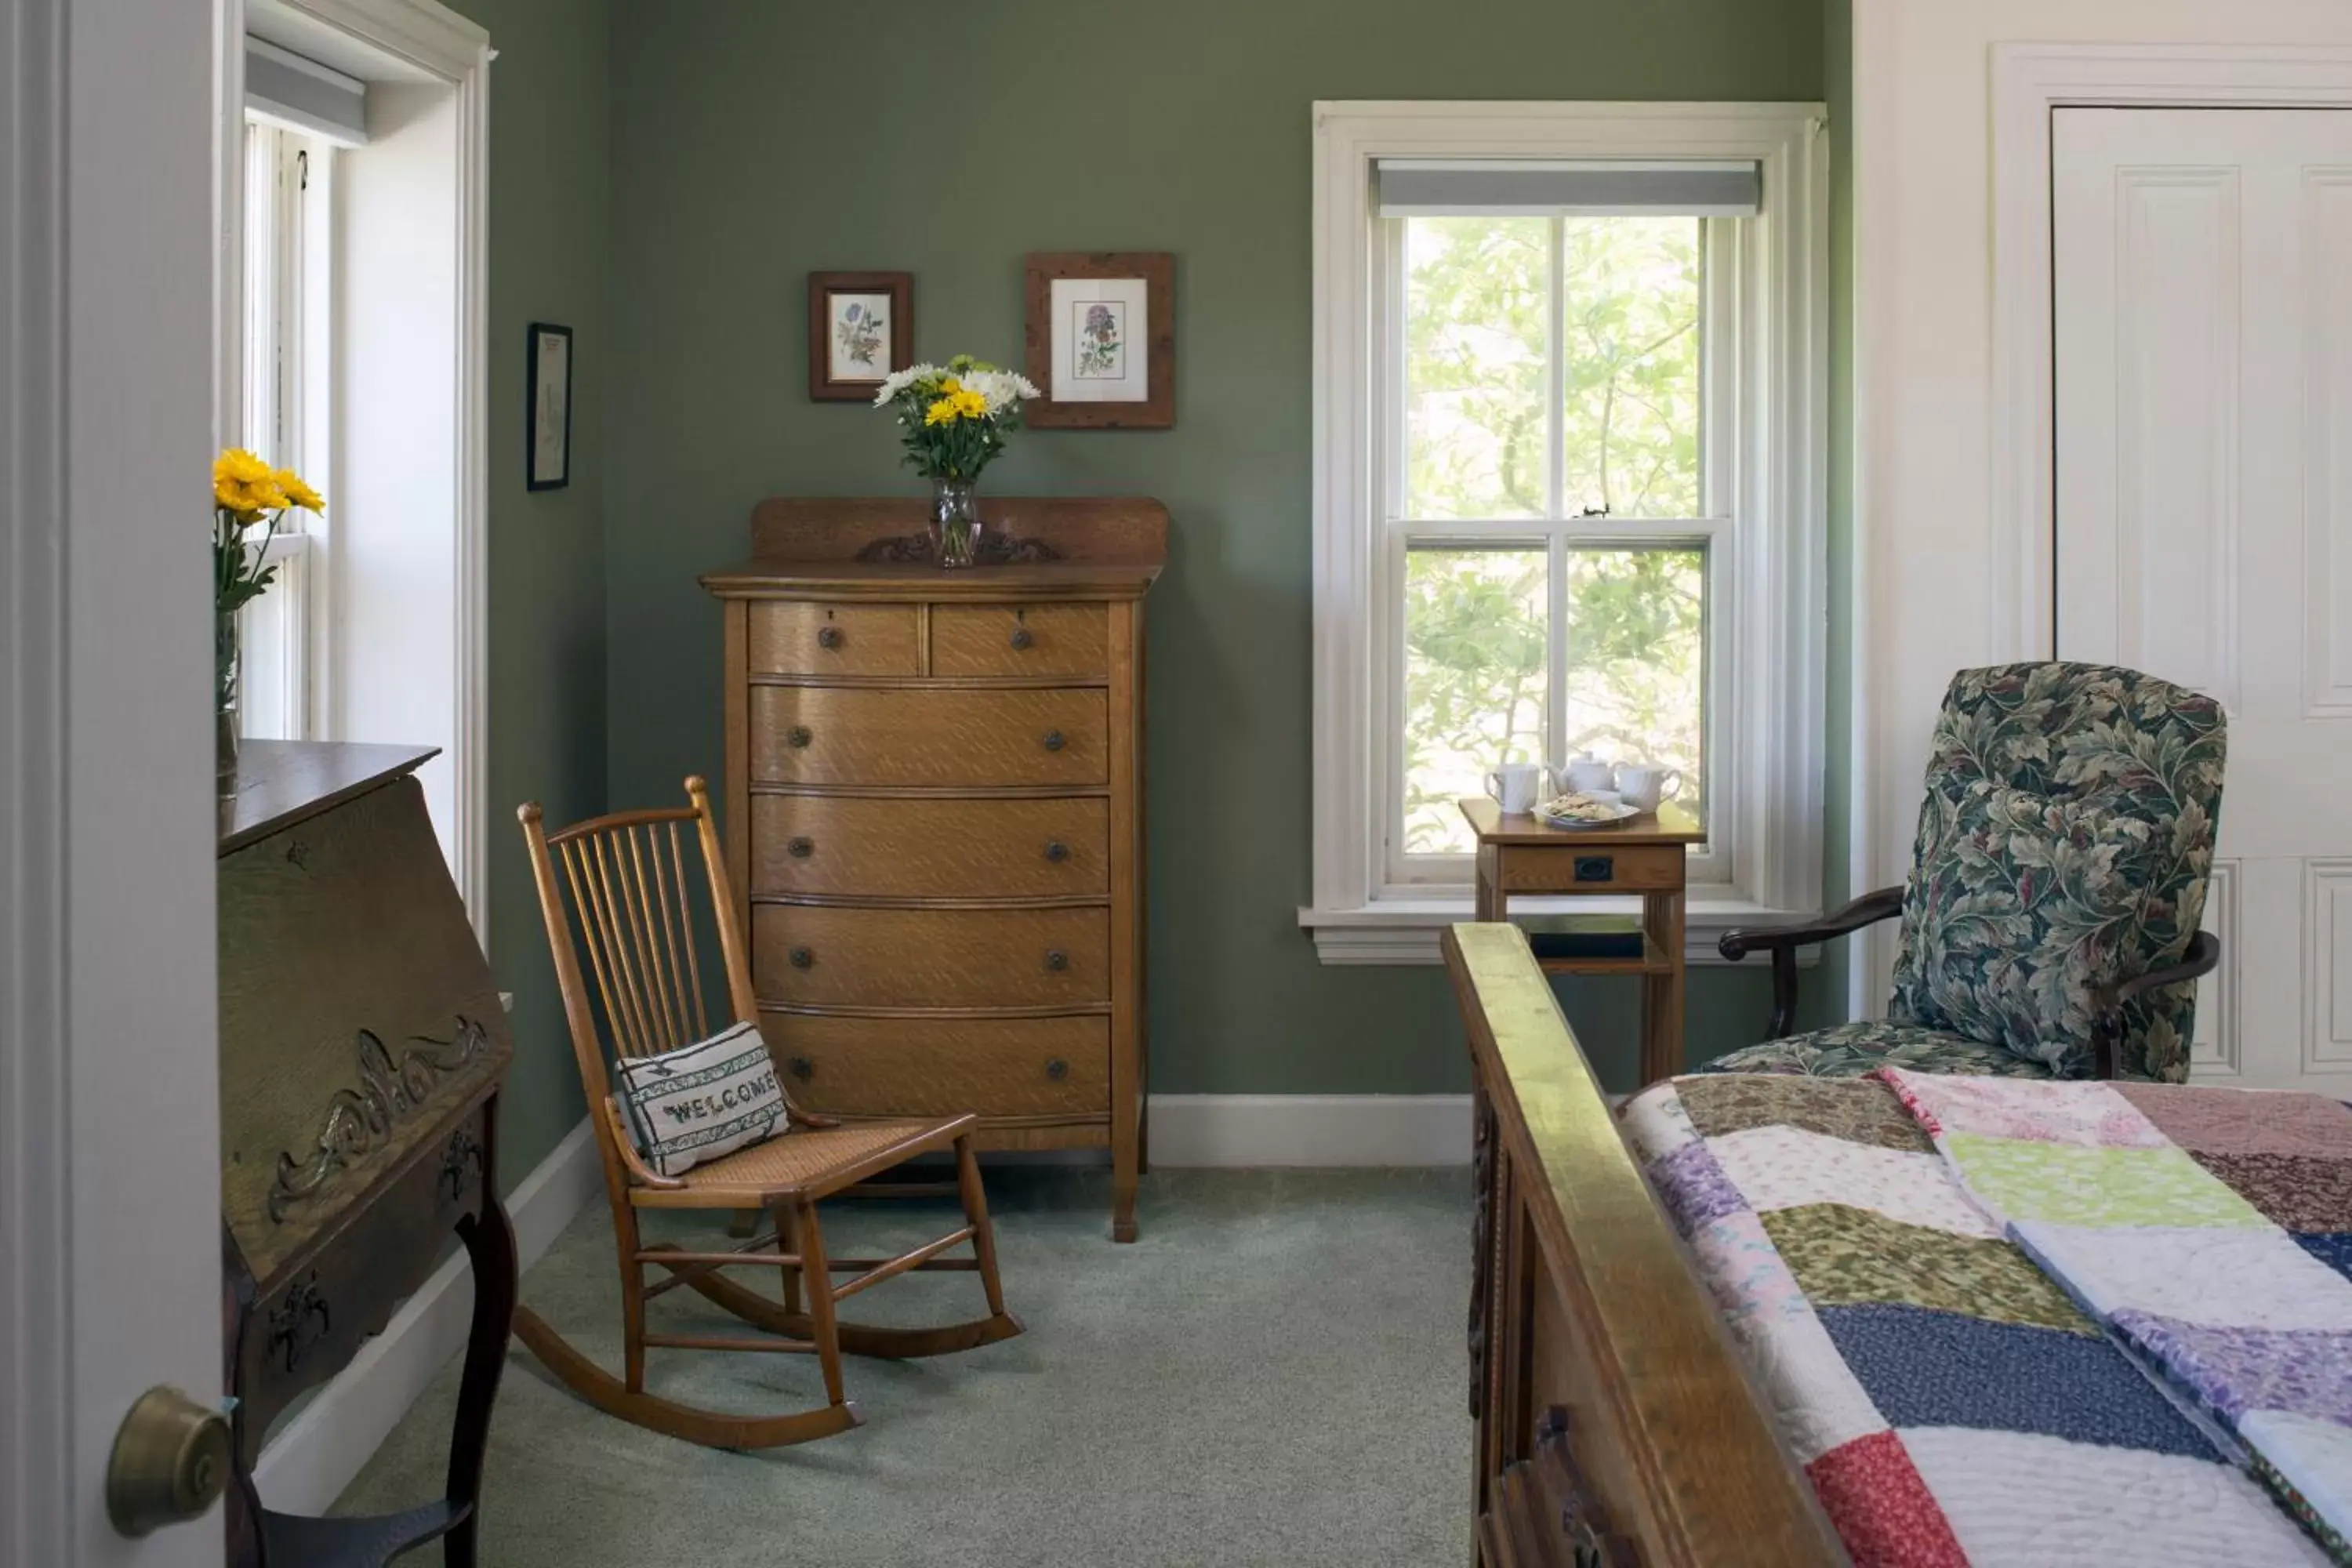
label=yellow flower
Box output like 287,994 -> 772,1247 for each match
214,448 -> 274,487
951,388 -> 988,419
214,477 -> 262,516
924,395 -> 961,426
275,469 -> 325,513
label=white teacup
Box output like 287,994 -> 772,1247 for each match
1485,762 -> 1556,815
1560,753 -> 1617,794
1613,764 -> 1683,813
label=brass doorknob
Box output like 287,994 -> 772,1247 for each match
106,1386 -> 230,1537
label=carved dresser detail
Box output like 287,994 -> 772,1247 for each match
217,742 -> 517,1566
703,497 -> 1163,1240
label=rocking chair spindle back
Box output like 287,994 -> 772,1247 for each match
512,778 -> 1025,1450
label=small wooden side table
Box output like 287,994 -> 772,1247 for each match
1459,797 -> 1705,1086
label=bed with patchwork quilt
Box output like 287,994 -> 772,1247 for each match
1621,1070 -> 2350,1566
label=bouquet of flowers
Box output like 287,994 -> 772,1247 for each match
873,355 -> 1039,484
212,448 -> 323,768
213,447 -> 323,623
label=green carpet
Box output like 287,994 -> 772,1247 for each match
337,1167 -> 1472,1566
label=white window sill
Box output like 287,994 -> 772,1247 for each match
1297,894 -> 1823,967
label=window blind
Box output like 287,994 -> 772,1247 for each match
245,36 -> 368,146
1374,158 -> 1760,217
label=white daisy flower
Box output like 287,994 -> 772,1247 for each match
871,362 -> 944,406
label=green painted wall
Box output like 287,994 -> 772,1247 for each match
452,0 -> 612,1189
1808,0 -> 1857,1028
601,0 -> 1838,1098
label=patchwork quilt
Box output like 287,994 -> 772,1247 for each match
1879,1070 -> 2352,1561
1621,1073 -> 2342,1566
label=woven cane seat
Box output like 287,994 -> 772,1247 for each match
627,1115 -> 971,1207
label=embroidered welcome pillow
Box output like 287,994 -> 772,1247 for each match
612,1021 -> 786,1178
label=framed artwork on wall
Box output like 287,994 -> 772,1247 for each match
808,270 -> 914,401
527,321 -> 573,492
1023,251 -> 1174,428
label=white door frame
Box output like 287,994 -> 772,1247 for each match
1988,42 -> 2352,663
4,1 -> 230,1563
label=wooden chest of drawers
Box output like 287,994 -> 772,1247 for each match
704,496 -> 1163,1241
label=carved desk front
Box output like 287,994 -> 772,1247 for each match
216,742 -> 517,1568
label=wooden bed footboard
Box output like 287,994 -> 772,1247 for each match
1445,922 -> 1846,1567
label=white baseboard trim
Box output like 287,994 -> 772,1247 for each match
253,1115 -> 603,1516
1148,1094 -> 1472,1167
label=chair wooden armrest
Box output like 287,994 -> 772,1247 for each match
1715,887 -> 1906,1040
603,1095 -> 687,1191
2089,930 -> 2221,1080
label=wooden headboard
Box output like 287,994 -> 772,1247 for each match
1445,921 -> 1846,1566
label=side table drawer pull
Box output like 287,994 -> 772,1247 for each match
1010,626 -> 1034,651
788,837 -> 815,859
788,725 -> 812,750
1041,729 -> 1065,753
1044,1058 -> 1069,1081
817,626 -> 843,650
1044,840 -> 1069,863
788,946 -> 814,969
1573,855 -> 1613,884
787,1055 -> 814,1081
1044,949 -> 1069,971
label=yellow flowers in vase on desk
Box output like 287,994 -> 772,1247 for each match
872,354 -> 1038,568
212,447 -> 324,787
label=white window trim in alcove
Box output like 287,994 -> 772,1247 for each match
216,0 -> 494,939
1300,100 -> 1830,965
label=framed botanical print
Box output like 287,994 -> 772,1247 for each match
526,321 -> 572,492
1023,252 -> 1174,428
808,270 -> 913,401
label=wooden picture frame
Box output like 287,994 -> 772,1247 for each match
526,321 -> 573,492
1023,251 -> 1174,429
808,270 -> 913,401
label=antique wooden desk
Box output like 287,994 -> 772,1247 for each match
1458,796 -> 1704,1087
217,742 -> 517,1567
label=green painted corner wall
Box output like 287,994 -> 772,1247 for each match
451,0 -> 612,1189
596,0 -> 1841,1098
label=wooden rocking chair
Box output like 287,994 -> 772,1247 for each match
514,777 -> 1022,1449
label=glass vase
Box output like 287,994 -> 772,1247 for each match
931,477 -> 982,569
215,604 -> 240,794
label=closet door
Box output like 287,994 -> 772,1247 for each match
2055,107 -> 2352,1094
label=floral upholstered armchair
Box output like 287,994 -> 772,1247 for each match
1707,662 -> 2225,1083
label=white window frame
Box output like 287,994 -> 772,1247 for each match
239,117 -> 334,742
1302,101 -> 1828,964
217,0 -> 493,938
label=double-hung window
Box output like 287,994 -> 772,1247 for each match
1305,104 -> 1828,962
238,113 -> 333,742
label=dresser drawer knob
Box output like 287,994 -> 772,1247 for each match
1044,1058 -> 1069,1082
787,1056 -> 814,1081
788,837 -> 815,859
1041,729 -> 1065,753
788,946 -> 814,969
1044,840 -> 1069,863
817,626 -> 843,650
1010,626 -> 1034,651
788,725 -> 812,750
1044,949 -> 1069,972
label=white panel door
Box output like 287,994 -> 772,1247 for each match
2055,107 -> 2352,1094
3,1 -> 227,1564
